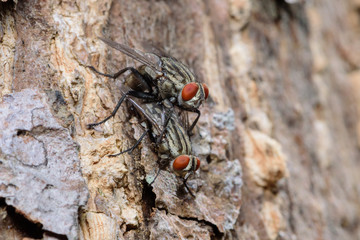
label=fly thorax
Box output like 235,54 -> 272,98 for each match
168,136 -> 183,158
167,122 -> 189,158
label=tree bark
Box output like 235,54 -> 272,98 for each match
1,0 -> 360,239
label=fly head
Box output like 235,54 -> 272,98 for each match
178,82 -> 209,109
171,155 -> 200,179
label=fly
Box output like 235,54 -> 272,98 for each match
87,37 -> 209,135
109,89 -> 200,197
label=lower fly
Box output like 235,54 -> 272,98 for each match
120,97 -> 201,197
88,87 -> 201,196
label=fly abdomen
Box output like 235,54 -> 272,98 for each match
124,65 -> 153,92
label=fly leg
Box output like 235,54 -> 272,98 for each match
148,168 -> 161,185
87,91 -> 156,129
182,108 -> 201,135
88,66 -> 153,92
150,168 -> 196,197
183,177 -> 195,198
108,129 -> 149,157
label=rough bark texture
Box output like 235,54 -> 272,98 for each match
1,0 -> 360,240
0,89 -> 88,239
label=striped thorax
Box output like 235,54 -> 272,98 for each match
126,97 -> 200,178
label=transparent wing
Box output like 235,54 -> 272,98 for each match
178,108 -> 190,131
140,41 -> 172,59
99,37 -> 161,72
119,85 -> 162,133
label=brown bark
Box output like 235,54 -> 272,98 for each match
1,0 -> 360,239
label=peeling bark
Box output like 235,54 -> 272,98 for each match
1,0 -> 360,239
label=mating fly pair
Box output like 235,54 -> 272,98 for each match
88,37 -> 208,196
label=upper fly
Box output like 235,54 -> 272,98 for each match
87,37 -> 209,133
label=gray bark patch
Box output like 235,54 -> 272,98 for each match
0,89 -> 88,240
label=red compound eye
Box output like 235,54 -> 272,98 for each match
202,83 -> 209,99
173,155 -> 190,171
181,83 -> 199,101
196,158 -> 200,171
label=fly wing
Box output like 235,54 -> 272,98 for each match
177,107 -> 190,131
119,86 -> 162,133
141,41 -> 172,58
99,37 -> 161,72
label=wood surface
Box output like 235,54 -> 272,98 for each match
1,0 -> 360,239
